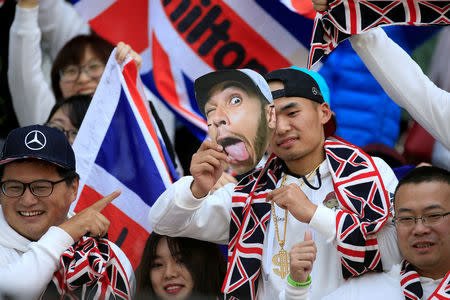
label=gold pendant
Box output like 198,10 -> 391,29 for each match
272,248 -> 290,279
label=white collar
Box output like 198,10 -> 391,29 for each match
0,207 -> 31,252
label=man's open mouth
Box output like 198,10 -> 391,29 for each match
218,137 -> 250,163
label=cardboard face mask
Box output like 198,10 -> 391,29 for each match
194,69 -> 274,175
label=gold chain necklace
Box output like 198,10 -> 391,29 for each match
271,162 -> 322,279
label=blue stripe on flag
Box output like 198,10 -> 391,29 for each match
141,70 -> 207,141
256,0 -> 314,48
157,136 -> 179,182
95,88 -> 168,205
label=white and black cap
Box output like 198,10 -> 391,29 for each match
194,69 -> 273,117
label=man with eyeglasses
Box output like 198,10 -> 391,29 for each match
312,166 -> 450,299
0,125 -> 134,299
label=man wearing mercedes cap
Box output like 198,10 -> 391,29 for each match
0,125 -> 134,299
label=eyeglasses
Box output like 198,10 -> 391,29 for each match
393,212 -> 450,228
0,178 -> 68,197
59,60 -> 105,83
45,122 -> 78,142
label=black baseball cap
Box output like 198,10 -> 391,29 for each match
0,125 -> 76,171
264,67 -> 336,137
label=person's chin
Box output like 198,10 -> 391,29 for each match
229,157 -> 255,175
160,288 -> 190,300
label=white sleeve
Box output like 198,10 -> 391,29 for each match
372,157 -> 402,271
309,204 -> 336,243
148,176 -> 234,244
350,28 -> 450,150
8,5 -> 56,126
0,227 -> 74,300
279,283 -> 310,300
38,0 -> 90,59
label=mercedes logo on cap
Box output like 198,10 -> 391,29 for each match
25,130 -> 47,150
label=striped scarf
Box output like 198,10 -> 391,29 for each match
400,260 -> 450,300
45,237 -> 131,300
308,0 -> 450,68
222,136 -> 390,299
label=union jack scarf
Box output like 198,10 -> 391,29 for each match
222,136 -> 390,299
308,0 -> 450,68
45,237 -> 131,300
400,260 -> 450,300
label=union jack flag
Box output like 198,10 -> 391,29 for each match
400,260 -> 450,300
72,50 -> 178,269
51,237 -> 132,299
224,154 -> 281,299
433,271 -> 450,300
400,260 -> 423,300
70,0 -> 316,139
309,0 -> 450,68
325,136 -> 390,278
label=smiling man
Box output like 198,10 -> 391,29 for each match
321,166 -> 450,300
194,69 -> 275,175
0,125 -> 133,299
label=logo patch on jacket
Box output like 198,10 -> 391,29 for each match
323,191 -> 338,209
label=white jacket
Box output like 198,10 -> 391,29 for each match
149,157 -> 400,300
322,264 -> 441,300
8,0 -> 89,126
350,28 -> 450,150
0,209 -> 134,299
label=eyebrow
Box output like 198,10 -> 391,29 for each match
278,101 -> 300,113
397,204 -> 444,214
205,82 -> 248,110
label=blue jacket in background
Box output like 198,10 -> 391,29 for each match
319,26 -> 439,148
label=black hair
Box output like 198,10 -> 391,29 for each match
46,95 -> 92,130
394,166 -> 450,206
51,34 -> 114,100
135,233 -> 226,299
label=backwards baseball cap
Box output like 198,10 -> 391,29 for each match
0,125 -> 76,171
264,66 -> 336,137
194,69 -> 273,117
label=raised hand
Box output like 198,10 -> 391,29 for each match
289,230 -> 317,283
190,140 -> 230,198
115,42 -> 143,71
266,183 -> 317,223
312,0 -> 329,12
58,190 -> 121,242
